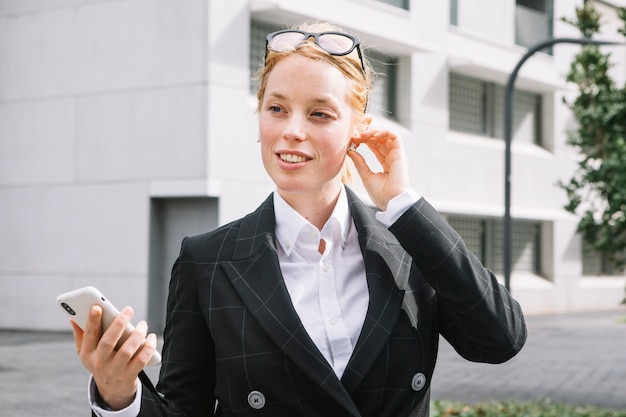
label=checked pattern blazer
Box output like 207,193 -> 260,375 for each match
133,188 -> 527,417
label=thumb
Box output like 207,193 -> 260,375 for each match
70,319 -> 84,356
346,149 -> 371,181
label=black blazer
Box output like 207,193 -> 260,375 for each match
134,188 -> 526,417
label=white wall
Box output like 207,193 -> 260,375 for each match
0,0 -> 209,330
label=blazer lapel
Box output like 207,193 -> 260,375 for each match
341,189 -> 414,393
220,194 -> 361,416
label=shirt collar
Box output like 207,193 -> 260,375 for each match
274,186 -> 352,257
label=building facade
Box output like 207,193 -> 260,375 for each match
1,0 -> 625,331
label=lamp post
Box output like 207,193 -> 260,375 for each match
503,37 -> 625,292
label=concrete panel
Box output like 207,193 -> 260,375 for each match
573,278 -> 626,311
0,98 -> 76,185
71,0 -> 206,93
409,53 -> 448,128
413,0 -> 447,43
207,86 -> 261,183
0,0 -> 206,100
0,182 -> 150,275
457,0 -> 515,45
422,133 -> 506,206
75,84 -> 206,181
206,0 -> 249,85
0,272 -> 148,330
513,149 -> 568,210
218,179 -> 273,226
509,274 -> 562,315
0,0 -> 94,15
0,6 -> 75,99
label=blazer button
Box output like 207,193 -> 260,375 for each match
247,390 -> 266,409
411,373 -> 426,392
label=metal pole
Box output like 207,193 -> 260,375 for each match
503,37 -> 623,293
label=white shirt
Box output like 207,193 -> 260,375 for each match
89,187 -> 419,416
274,186 -> 368,378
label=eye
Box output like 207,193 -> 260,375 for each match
312,111 -> 332,119
268,105 -> 283,113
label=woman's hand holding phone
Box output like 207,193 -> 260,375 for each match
58,286 -> 160,411
72,304 -> 157,410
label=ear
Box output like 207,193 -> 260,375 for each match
352,114 -> 372,138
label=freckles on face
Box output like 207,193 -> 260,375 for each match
258,55 -> 357,192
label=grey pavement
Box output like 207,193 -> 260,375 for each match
430,308 -> 626,410
1,309 -> 625,416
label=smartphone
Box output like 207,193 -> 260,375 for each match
56,286 -> 161,366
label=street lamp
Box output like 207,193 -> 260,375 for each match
503,37 -> 625,292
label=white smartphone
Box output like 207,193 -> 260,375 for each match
56,286 -> 161,366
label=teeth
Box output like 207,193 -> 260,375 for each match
279,154 -> 307,163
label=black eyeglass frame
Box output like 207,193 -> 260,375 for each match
264,29 -> 366,78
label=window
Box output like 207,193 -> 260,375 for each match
448,216 -> 542,275
447,217 -> 487,263
250,20 -> 284,94
449,73 -> 543,146
449,74 -> 488,136
450,0 -> 458,26
368,52 -> 398,119
492,220 -> 542,274
250,20 -> 398,120
516,0 -> 553,54
375,0 -> 409,10
493,86 -> 542,145
582,240 -> 626,276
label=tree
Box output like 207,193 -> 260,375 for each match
559,2 -> 626,274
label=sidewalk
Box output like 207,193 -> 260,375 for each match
430,309 -> 626,410
1,309 -> 625,416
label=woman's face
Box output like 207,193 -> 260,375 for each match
259,54 -> 357,200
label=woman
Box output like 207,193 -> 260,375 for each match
73,22 -> 526,417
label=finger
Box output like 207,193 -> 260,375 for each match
367,132 -> 405,166
70,319 -> 84,356
370,133 -> 399,157
346,147 -> 372,179
349,135 -> 367,146
132,332 -> 158,368
358,131 -> 393,161
81,305 -> 103,354
97,306 -> 134,358
145,332 -> 157,351
364,129 -> 399,147
115,320 -> 149,365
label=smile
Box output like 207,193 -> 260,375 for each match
279,153 -> 310,163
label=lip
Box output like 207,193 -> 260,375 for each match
275,151 -> 312,169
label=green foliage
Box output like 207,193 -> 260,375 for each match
561,5 -> 601,37
558,3 -> 626,273
431,399 -> 626,417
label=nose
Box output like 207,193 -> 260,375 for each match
282,113 -> 307,141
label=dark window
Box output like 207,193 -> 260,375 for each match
376,0 -> 409,10
515,0 -> 553,54
449,216 -> 542,275
450,0 -> 458,25
449,73 -> 543,146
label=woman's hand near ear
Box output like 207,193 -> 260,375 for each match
346,128 -> 411,211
